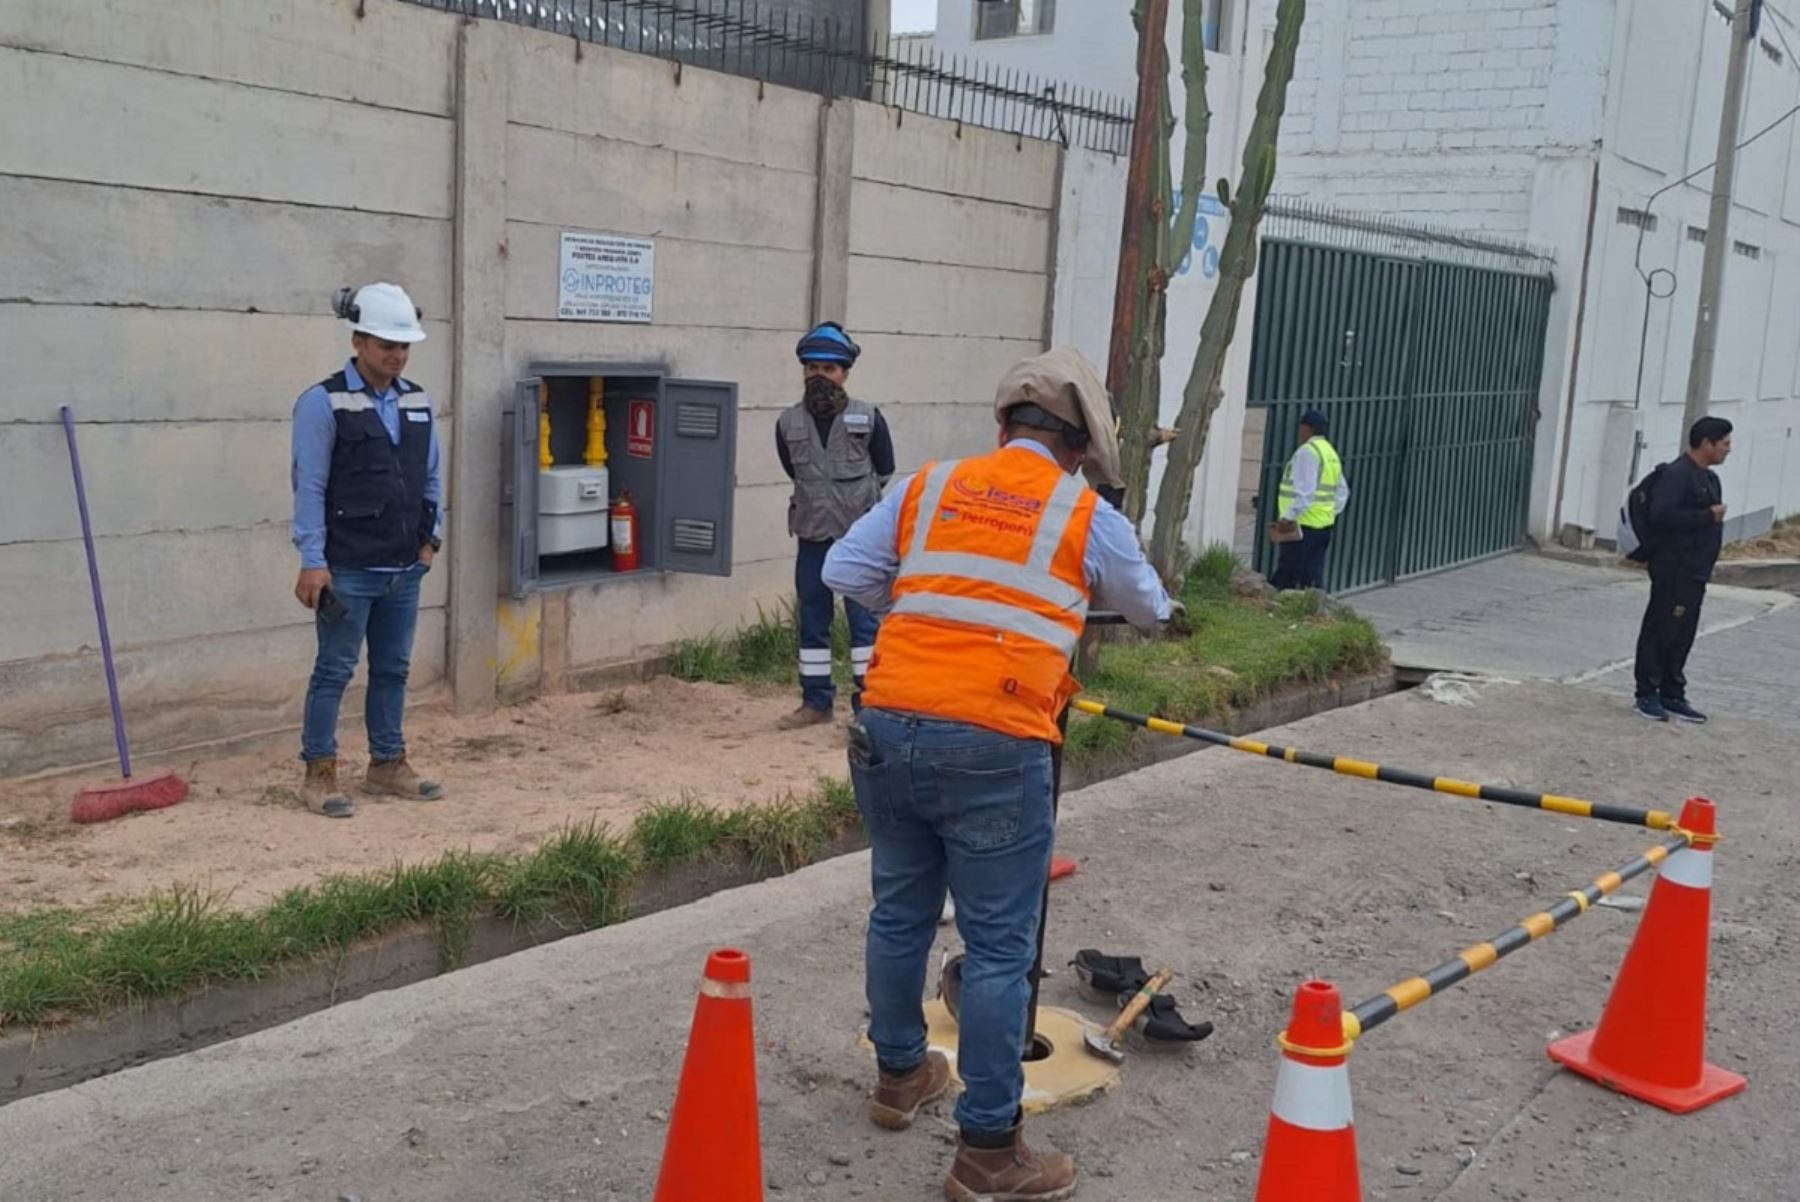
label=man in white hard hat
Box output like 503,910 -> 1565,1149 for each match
290,283 -> 444,818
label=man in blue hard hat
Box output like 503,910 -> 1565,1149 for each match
775,322 -> 895,729
1270,408 -> 1348,591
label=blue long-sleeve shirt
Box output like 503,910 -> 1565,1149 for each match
291,360 -> 443,571
821,441 -> 1172,634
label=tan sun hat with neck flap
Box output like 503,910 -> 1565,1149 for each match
993,346 -> 1123,491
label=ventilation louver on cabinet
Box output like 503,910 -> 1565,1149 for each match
673,518 -> 717,554
677,404 -> 720,439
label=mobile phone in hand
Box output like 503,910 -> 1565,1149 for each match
318,587 -> 348,623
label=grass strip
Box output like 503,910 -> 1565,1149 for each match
671,545 -> 1387,768
0,779 -> 855,1030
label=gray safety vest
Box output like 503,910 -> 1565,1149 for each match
779,398 -> 881,542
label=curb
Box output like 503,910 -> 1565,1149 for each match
1,671 -> 1393,1108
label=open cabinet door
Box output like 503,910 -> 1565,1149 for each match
506,378 -> 542,599
657,378 -> 738,577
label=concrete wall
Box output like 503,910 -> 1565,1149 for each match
844,102 -> 1060,471
0,0 -> 457,777
0,0 -> 1064,776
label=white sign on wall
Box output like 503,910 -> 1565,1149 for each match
558,232 -> 655,323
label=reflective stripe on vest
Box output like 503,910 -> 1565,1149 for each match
1278,438 -> 1342,530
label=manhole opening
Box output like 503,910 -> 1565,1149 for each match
1021,1034 -> 1055,1063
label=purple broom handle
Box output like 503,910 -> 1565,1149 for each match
60,405 -> 132,778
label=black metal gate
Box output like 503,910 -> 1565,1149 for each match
1247,203 -> 1555,593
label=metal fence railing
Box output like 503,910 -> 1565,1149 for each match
396,0 -> 1135,154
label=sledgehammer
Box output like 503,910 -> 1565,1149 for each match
1083,968 -> 1174,1063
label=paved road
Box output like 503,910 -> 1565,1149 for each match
1349,553 -> 1787,680
2,679 -> 1790,1201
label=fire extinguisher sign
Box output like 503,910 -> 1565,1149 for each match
627,399 -> 654,459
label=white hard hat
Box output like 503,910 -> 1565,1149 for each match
335,282 -> 427,343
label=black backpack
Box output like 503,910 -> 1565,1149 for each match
1618,463 -> 1667,563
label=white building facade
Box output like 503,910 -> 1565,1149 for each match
929,0 -> 1800,558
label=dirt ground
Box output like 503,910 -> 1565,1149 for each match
1721,518 -> 1800,559
0,677 -> 849,915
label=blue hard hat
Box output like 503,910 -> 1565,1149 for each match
796,321 -> 860,367
1299,409 -> 1329,434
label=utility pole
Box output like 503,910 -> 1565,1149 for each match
1683,0 -> 1757,444
1105,0 -> 1171,403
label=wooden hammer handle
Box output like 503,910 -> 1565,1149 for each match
1102,968 -> 1174,1043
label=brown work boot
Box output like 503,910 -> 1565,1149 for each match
776,704 -> 833,731
944,1126 -> 1078,1202
870,1050 -> 951,1130
362,756 -> 444,800
301,758 -> 354,819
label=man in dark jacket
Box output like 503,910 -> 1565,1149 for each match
1634,416 -> 1732,723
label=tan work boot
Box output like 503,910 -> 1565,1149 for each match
775,704 -> 833,731
301,758 -> 354,819
944,1127 -> 1078,1202
870,1050 -> 951,1130
362,756 -> 444,800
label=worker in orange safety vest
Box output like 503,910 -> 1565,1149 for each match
822,346 -> 1175,1200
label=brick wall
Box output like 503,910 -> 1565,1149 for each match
1278,0 -> 1569,238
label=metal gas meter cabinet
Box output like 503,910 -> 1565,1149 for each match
505,363 -> 739,596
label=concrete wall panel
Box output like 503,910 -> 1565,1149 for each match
849,180 -> 1053,272
562,557 -> 793,670
849,333 -> 1041,411
0,422 -> 291,545
506,31 -> 821,173
850,102 -> 1059,210
502,320 -> 797,406
506,125 -> 815,251
847,257 -> 1047,340
0,309 -> 453,424
503,223 -> 812,330
0,47 -> 454,217
0,177 -> 451,316
0,526 -> 447,663
732,482 -> 798,567
0,0 -> 457,117
0,611 -> 446,779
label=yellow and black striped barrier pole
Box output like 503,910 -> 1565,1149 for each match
1069,698 -> 1676,833
1342,831 -> 1694,1039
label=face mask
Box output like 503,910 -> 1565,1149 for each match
804,374 -> 849,418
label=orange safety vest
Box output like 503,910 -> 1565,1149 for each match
861,446 -> 1099,743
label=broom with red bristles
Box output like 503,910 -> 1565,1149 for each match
60,405 -> 188,824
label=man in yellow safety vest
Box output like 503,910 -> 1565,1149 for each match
1270,408 -> 1347,590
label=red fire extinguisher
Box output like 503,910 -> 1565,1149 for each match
610,491 -> 640,571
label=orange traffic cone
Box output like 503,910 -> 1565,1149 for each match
1253,980 -> 1361,1202
652,949 -> 763,1201
1548,797 -> 1746,1114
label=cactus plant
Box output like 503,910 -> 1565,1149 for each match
1145,0 -> 1307,579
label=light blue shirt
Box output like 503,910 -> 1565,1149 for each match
291,360 -> 443,571
821,441 -> 1172,633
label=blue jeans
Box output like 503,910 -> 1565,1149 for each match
850,707 -> 1056,1137
301,566 -> 425,763
797,537 -> 880,712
